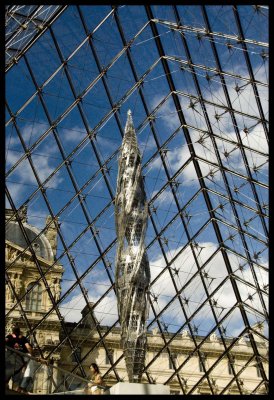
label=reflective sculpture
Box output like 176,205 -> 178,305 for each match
115,110 -> 150,383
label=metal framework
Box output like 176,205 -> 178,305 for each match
5,5 -> 268,394
5,5 -> 68,72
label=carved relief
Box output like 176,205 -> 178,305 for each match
51,278 -> 61,301
45,216 -> 58,256
38,331 -> 45,345
210,332 -> 218,342
20,253 -> 29,263
152,327 -> 159,335
8,273 -> 16,302
5,318 -> 14,335
238,337 -> 246,345
182,329 -> 189,338
6,273 -> 22,302
7,247 -> 19,262
6,280 -> 13,303
6,244 -> 27,264
14,273 -> 22,295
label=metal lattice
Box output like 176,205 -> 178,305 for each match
5,5 -> 268,394
5,5 -> 67,72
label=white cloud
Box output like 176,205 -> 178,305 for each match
146,76 -> 268,203
5,182 -> 22,208
27,211 -> 49,230
6,134 -> 64,204
21,122 -> 49,146
59,125 -> 87,143
151,95 -> 180,131
166,143 -> 192,172
148,241 -> 268,335
139,132 -> 156,153
96,135 -> 117,150
151,188 -> 174,205
128,65 -> 268,336
32,151 -> 64,188
60,288 -> 118,326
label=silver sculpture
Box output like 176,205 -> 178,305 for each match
115,110 -> 150,383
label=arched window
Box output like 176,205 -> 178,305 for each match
169,353 -> 177,370
228,355 -> 235,375
199,352 -> 206,373
25,282 -> 43,311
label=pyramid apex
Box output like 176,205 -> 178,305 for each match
125,109 -> 134,132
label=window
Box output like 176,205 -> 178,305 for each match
228,355 -> 235,375
25,282 -> 43,311
33,242 -> 40,253
256,364 -> 262,378
228,361 -> 233,375
106,349 -> 114,365
199,353 -> 206,372
169,353 -> 177,370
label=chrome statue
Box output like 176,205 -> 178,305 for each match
115,110 -> 150,383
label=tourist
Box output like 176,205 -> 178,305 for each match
5,325 -> 33,392
85,363 -> 104,394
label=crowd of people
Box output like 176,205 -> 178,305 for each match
5,325 -> 36,393
5,325 -> 105,395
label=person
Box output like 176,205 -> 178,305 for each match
19,356 -> 40,394
5,325 -> 33,393
85,363 -> 104,394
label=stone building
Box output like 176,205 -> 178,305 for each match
5,208 -> 268,394
5,208 -> 64,393
60,317 -> 268,395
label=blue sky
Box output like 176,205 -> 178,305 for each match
6,4 -> 268,352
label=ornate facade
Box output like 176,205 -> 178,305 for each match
62,322 -> 268,395
5,208 -> 64,393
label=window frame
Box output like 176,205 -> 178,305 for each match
25,282 -> 43,311
199,352 -> 206,373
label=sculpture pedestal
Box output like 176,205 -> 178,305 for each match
109,382 -> 170,395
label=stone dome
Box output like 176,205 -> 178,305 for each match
5,221 -> 53,261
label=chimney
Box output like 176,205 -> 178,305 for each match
81,302 -> 98,328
